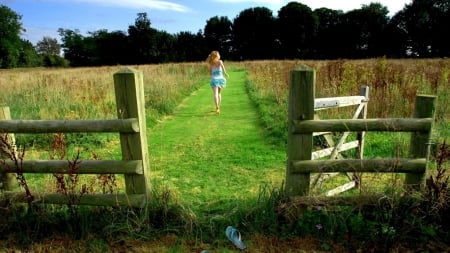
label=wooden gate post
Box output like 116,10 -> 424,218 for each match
113,68 -> 150,203
357,86 -> 370,159
354,86 -> 370,186
286,65 -> 315,197
0,106 -> 17,191
405,95 -> 436,190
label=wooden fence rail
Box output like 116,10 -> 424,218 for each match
291,158 -> 427,174
286,65 -> 436,199
0,119 -> 139,133
293,118 -> 433,133
0,67 -> 150,208
2,160 -> 143,174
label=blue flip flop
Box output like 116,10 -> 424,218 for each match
225,226 -> 247,250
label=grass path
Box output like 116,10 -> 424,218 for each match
148,69 -> 286,211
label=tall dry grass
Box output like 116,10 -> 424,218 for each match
0,63 -> 208,121
238,58 -> 449,120
3,59 -> 447,122
0,63 -> 208,141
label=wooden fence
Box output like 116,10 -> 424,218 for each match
0,67 -> 150,208
285,65 -> 436,201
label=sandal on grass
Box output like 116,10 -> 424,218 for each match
225,226 -> 247,250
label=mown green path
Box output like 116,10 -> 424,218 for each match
148,69 -> 286,210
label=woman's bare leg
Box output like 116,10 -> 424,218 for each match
212,86 -> 220,113
218,87 -> 222,109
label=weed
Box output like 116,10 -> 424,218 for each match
427,141 -> 449,207
0,133 -> 34,206
422,141 -> 449,235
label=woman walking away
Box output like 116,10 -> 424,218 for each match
206,50 -> 229,114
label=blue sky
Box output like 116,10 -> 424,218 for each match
1,0 -> 411,45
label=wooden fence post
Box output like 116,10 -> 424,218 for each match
354,86 -> 370,186
113,68 -> 150,203
286,65 -> 315,197
0,106 -> 16,191
357,86 -> 369,159
405,95 -> 436,190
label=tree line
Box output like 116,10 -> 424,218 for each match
1,0 -> 448,68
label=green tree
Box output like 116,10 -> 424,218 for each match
0,5 -> 25,68
204,16 -> 233,56
339,3 -> 389,58
36,36 -> 61,55
35,36 -> 67,67
174,31 -> 206,62
277,2 -> 318,59
395,0 -> 449,57
127,12 -> 158,64
18,39 -> 42,67
90,30 -> 129,65
314,8 -> 344,59
153,30 -> 175,63
382,10 -> 410,58
232,7 -> 277,60
58,28 -> 93,66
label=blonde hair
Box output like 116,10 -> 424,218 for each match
207,51 -> 220,65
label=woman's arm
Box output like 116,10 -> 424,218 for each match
220,60 -> 229,78
208,64 -> 212,74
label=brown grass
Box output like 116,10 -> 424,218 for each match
0,63 -> 208,121
236,58 -> 450,121
1,59 -> 447,122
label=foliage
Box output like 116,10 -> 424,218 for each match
35,36 -> 60,56
127,13 -> 160,64
57,28 -> 93,67
395,0 -> 450,57
277,2 -> 318,59
3,0 -> 450,68
173,31 -> 207,62
339,3 -> 389,58
314,8 -> 344,59
0,133 -> 33,207
41,54 -> 69,67
35,36 -> 68,67
232,7 -> 278,60
204,16 -> 233,56
421,142 -> 450,235
245,76 -> 288,145
0,5 -> 42,68
18,39 -> 42,67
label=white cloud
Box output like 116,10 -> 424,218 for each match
58,0 -> 191,12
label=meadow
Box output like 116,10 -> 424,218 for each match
0,58 -> 449,252
2,58 -> 448,152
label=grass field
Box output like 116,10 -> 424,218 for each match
1,59 -> 449,252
